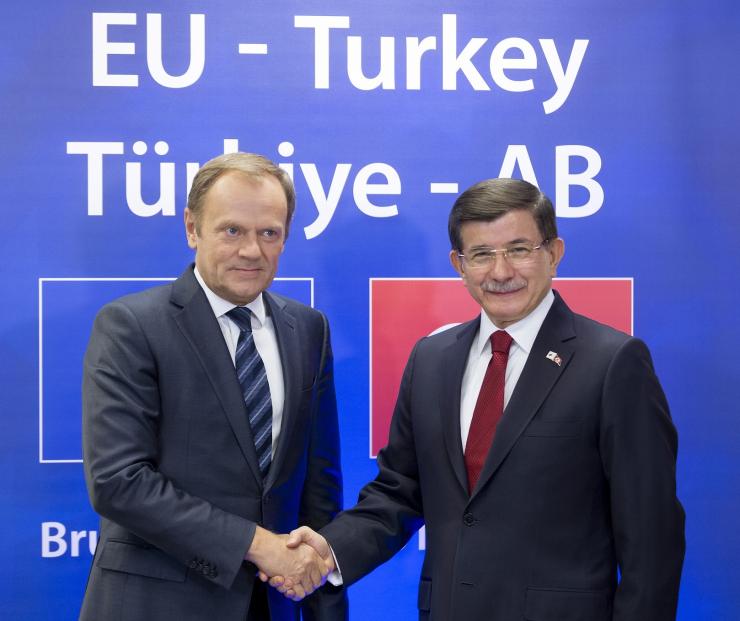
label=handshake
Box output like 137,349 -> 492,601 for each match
245,525 -> 335,601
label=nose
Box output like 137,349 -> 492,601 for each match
485,253 -> 515,280
237,233 -> 262,260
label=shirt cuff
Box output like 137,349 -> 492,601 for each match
326,544 -> 344,586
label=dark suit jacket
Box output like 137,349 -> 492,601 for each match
322,291 -> 684,621
80,266 -> 347,621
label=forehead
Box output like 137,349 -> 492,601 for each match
202,172 -> 287,221
459,210 -> 540,248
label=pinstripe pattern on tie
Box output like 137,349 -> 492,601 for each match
227,306 -> 272,477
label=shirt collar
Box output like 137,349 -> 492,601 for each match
473,289 -> 554,357
193,266 -> 267,327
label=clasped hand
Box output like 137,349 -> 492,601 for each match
247,526 -> 333,601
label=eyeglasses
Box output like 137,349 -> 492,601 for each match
458,239 -> 551,269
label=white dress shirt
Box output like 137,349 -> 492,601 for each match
460,290 -> 554,449
194,267 -> 284,455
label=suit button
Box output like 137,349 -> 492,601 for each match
463,513 -> 475,526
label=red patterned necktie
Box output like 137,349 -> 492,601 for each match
464,330 -> 513,494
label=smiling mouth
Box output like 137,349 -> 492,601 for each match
229,267 -> 264,278
230,266 -> 262,272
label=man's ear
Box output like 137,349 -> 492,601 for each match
548,238 -> 565,276
184,208 -> 198,250
450,249 -> 465,278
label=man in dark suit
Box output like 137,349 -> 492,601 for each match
80,152 -> 347,620
275,178 -> 684,620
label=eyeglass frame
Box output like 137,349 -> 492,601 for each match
457,238 -> 553,269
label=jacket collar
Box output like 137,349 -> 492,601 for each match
170,265 -> 299,491
469,290 -> 577,500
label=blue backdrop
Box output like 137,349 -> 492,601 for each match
2,1 -> 738,618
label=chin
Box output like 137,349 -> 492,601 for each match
216,284 -> 256,305
237,289 -> 262,303
485,306 -> 524,324
485,300 -> 521,314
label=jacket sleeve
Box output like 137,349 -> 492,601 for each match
320,340 -> 425,586
82,300 -> 255,590
599,337 -> 685,620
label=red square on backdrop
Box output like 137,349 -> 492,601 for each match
369,278 -> 633,457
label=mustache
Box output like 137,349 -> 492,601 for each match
480,279 -> 527,293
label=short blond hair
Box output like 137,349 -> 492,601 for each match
187,152 -> 296,237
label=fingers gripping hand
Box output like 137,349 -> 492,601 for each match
269,543 -> 328,601
247,527 -> 332,601
272,527 -> 334,599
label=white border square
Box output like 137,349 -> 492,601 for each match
38,276 -> 314,464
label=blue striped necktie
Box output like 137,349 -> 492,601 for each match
227,306 -> 272,478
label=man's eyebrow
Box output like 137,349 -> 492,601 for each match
468,238 -> 534,250
217,220 -> 241,229
467,244 -> 493,252
507,237 -> 536,245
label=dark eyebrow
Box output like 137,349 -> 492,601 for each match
468,238 -> 534,251
507,238 -> 535,245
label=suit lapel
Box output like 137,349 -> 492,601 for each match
262,292 -> 299,491
170,267 -> 263,486
471,293 -> 577,500
440,318 -> 480,494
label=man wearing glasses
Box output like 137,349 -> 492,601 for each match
270,178 -> 685,620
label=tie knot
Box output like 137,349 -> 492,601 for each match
227,306 -> 253,332
491,330 -> 513,354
